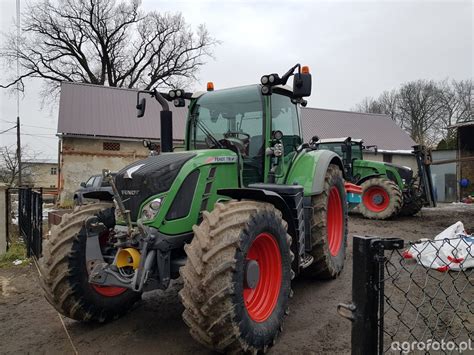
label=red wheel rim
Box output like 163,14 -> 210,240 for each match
327,186 -> 344,256
243,233 -> 282,322
363,186 -> 390,212
92,284 -> 127,297
90,231 -> 127,297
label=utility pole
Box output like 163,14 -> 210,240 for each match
16,0 -> 22,186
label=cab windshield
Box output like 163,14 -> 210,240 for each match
188,85 -> 263,151
188,85 -> 264,184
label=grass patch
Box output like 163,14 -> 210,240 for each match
0,237 -> 29,268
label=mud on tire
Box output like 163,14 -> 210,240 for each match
180,201 -> 293,353
305,164 -> 348,279
399,197 -> 423,216
359,177 -> 402,220
38,202 -> 140,322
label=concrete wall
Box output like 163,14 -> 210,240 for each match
59,137 -> 150,204
431,150 -> 457,202
59,136 -> 184,205
24,163 -> 58,188
363,151 -> 418,170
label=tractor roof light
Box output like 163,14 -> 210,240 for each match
207,82 -> 214,91
169,90 -> 176,98
260,75 -> 269,85
301,66 -> 310,74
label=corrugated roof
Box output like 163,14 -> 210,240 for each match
301,107 -> 416,150
58,82 -> 416,150
58,82 -> 188,140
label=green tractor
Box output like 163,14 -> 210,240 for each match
39,65 -> 355,353
315,137 -> 436,219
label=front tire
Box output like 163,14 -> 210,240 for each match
399,197 -> 423,216
305,164 -> 348,279
38,203 -> 141,322
359,178 -> 402,219
180,201 -> 292,353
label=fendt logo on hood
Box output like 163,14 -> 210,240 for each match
205,156 -> 237,164
121,190 -> 140,196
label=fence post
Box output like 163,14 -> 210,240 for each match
0,184 -> 7,255
351,235 -> 380,355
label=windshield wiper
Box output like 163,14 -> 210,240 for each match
191,106 -> 224,149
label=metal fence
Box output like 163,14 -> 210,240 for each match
18,187 -> 43,258
339,235 -> 473,355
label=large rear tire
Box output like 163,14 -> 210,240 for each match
399,198 -> 423,216
305,164 -> 348,279
180,201 -> 292,353
359,177 -> 402,220
38,203 -> 141,322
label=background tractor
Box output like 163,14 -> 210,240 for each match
315,137 -> 436,219
39,65 -> 356,353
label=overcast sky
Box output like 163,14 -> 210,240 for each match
0,0 -> 472,159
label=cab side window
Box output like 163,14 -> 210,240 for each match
271,94 -> 301,156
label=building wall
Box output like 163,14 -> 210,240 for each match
459,125 -> 474,199
59,137 -> 150,204
59,136 -> 185,205
24,163 -> 58,188
363,151 -> 418,171
431,150 -> 457,202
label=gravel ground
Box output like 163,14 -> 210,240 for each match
1,204 -> 473,354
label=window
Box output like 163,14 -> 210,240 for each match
85,176 -> 97,187
383,153 -> 392,163
103,142 -> 121,151
271,94 -> 301,156
50,167 -> 57,175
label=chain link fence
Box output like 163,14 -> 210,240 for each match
339,235 -> 473,355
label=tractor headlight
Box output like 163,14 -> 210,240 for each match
141,197 -> 165,221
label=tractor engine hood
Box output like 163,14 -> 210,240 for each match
115,152 -> 196,221
383,162 -> 414,184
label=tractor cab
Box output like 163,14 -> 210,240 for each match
186,84 -> 302,186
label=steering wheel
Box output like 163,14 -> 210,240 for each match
224,131 -> 251,141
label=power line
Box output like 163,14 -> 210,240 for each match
0,125 -> 17,134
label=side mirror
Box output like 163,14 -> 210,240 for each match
80,182 -> 86,188
293,72 -> 312,98
137,97 -> 146,118
341,145 -> 347,153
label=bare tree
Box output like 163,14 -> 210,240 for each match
1,0 -> 217,97
397,80 -> 445,146
0,145 -> 35,186
353,79 -> 471,147
353,90 -> 399,121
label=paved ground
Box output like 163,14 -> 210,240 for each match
1,204 -> 473,354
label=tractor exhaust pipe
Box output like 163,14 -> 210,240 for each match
154,91 -> 173,153
136,89 -> 174,153
160,110 -> 173,153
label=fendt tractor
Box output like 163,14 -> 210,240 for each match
316,137 -> 436,220
39,65 -> 356,353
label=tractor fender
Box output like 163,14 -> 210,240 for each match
356,174 -> 382,186
286,150 -> 344,195
217,188 -> 298,240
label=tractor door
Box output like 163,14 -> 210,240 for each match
270,93 -> 302,180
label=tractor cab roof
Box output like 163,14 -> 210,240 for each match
190,84 -> 294,100
317,137 -> 364,144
